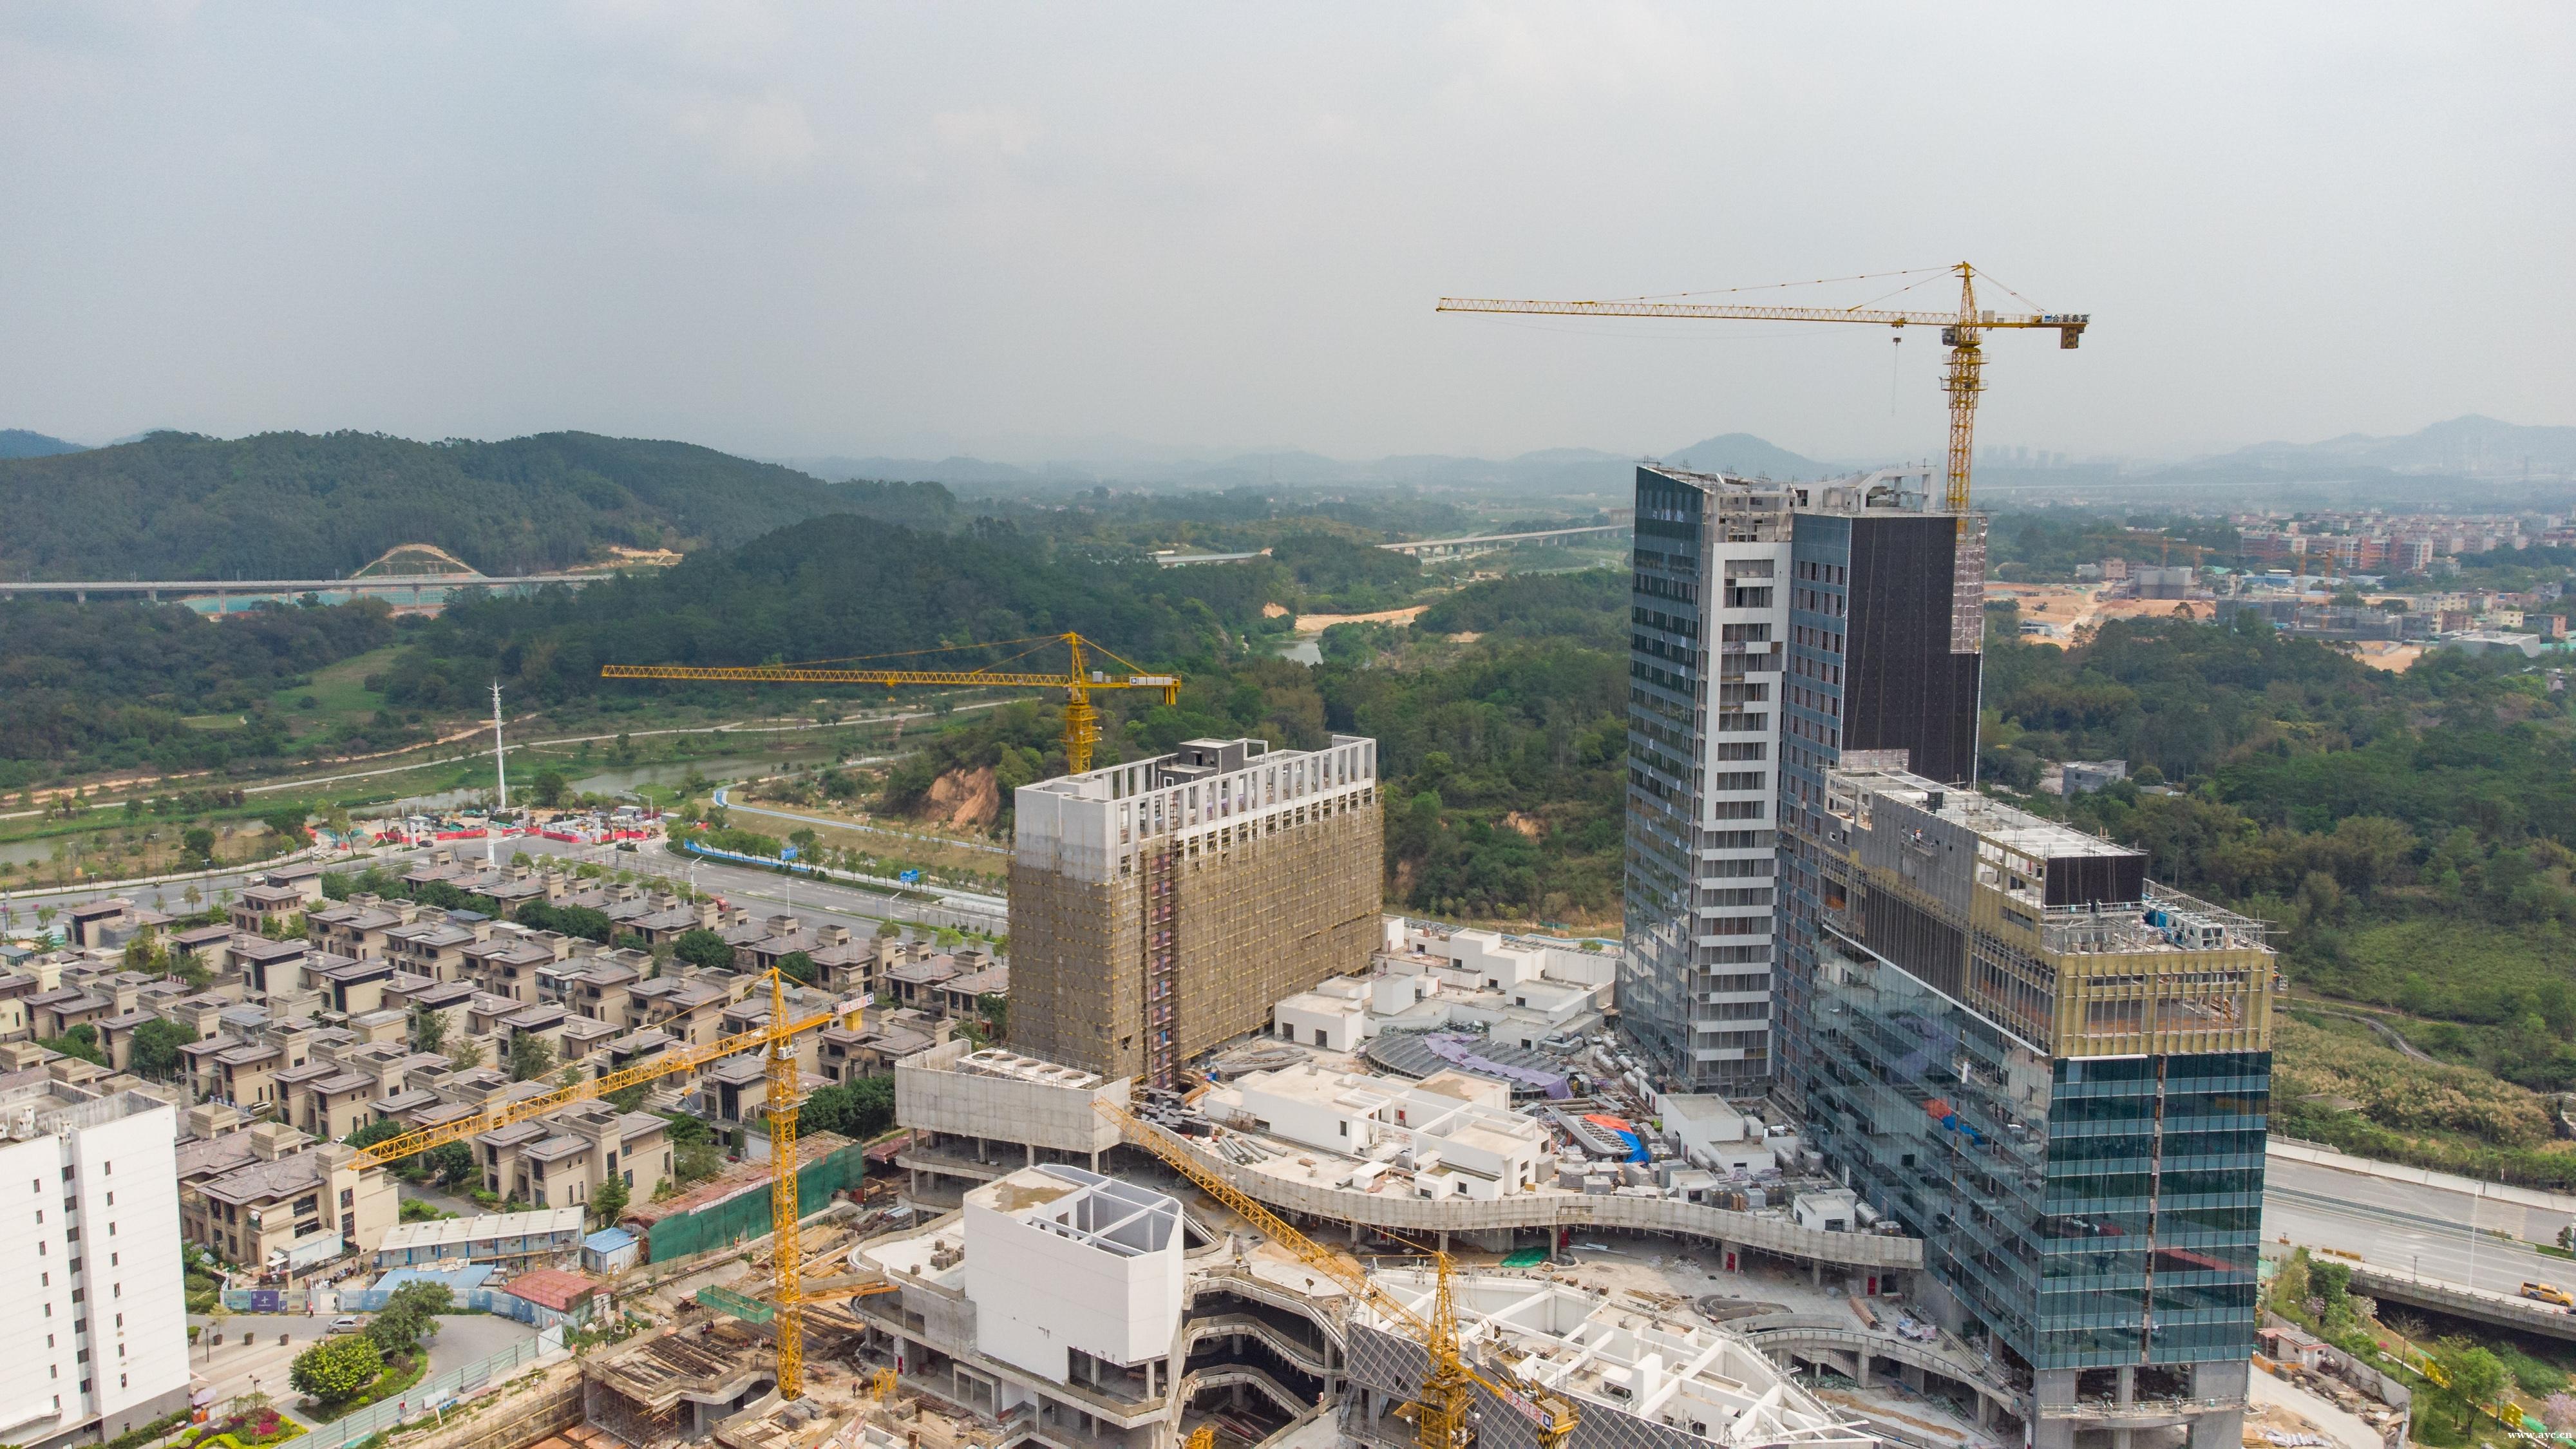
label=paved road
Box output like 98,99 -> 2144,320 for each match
2,846 -> 386,911
187,1313 -> 341,1413
715,785 -> 1011,858
421,1313 -> 537,1378
709,787 -> 1009,904
513,835 -> 1006,935
186,1313 -> 534,1419
2264,1154 -> 2576,1298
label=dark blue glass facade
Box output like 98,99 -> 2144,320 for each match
1799,926 -> 2268,1369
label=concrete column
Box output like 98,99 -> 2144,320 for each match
1853,1353 -> 1871,1388
1977,1393 -> 1995,1428
2116,1367 -> 2135,1407
1809,1258 -> 1822,1289
1438,1230 -> 1450,1255
1026,1142 -> 1036,1167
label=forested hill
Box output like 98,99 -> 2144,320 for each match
0,430 -> 959,580
375,513 -> 1284,714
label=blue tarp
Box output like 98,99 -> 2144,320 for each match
1612,1130 -> 1648,1163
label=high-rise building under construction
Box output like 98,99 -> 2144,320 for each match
1623,462 -> 1987,1090
1010,735 -> 1383,1084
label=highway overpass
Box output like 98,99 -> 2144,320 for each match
0,572 -> 614,612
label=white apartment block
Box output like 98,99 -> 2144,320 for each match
0,1080 -> 191,1449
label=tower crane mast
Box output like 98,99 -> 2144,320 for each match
1439,261 -> 2089,516
350,969 -> 858,1399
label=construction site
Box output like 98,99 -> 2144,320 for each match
354,274 -> 2257,1449
341,896 -> 2031,1449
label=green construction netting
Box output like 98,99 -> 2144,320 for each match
644,1142 -> 869,1264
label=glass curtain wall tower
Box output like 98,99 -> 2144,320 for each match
1795,763 -> 2271,1449
1622,467 -> 1791,1090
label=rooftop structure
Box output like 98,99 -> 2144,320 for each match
1203,1063 -> 1552,1200
1349,1267 -> 1868,1449
373,1204 -> 589,1268
960,1166 -> 1184,1383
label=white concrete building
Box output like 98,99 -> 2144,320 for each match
0,1079 -> 191,1449
1269,920 -> 1617,1057
961,1166 -> 1184,1385
1205,1063 -> 1549,1200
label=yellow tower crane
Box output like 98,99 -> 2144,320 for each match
601,631 -> 1180,776
1093,1099 -> 1578,1449
350,969 -> 854,1399
1438,261 -> 2089,516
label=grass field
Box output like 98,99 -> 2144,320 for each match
267,645 -> 401,741
180,713 -> 248,730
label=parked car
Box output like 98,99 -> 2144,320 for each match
328,1316 -> 363,1334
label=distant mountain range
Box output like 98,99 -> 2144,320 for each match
2206,414 -> 2576,477
0,429 -> 84,459
777,430 -> 1850,496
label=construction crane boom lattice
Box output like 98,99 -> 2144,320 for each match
1438,261 -> 2089,517
1092,1100 -> 1577,1449
601,631 -> 1180,775
351,969 -> 862,1400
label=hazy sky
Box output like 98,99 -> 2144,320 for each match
3,3 -> 2569,466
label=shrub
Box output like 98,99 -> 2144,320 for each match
289,1335 -> 383,1409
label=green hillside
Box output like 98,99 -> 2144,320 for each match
0,430 -> 958,580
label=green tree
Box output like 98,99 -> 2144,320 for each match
448,1037 -> 488,1071
424,1141 -> 477,1188
799,1076 -> 896,1140
776,950 -> 817,986
507,1032 -> 556,1082
289,1334 -> 383,1409
40,1024 -> 106,1066
365,1280 -> 452,1359
2441,1344 -> 2508,1428
674,1141 -> 724,1184
590,1171 -> 629,1227
182,826 -> 217,863
131,1018 -> 198,1079
529,768 -> 571,808
410,1001 -> 449,1056
673,928 -> 735,972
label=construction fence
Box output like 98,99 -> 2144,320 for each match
635,1138 -> 871,1264
337,1283 -> 597,1328
296,1325 -> 568,1449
